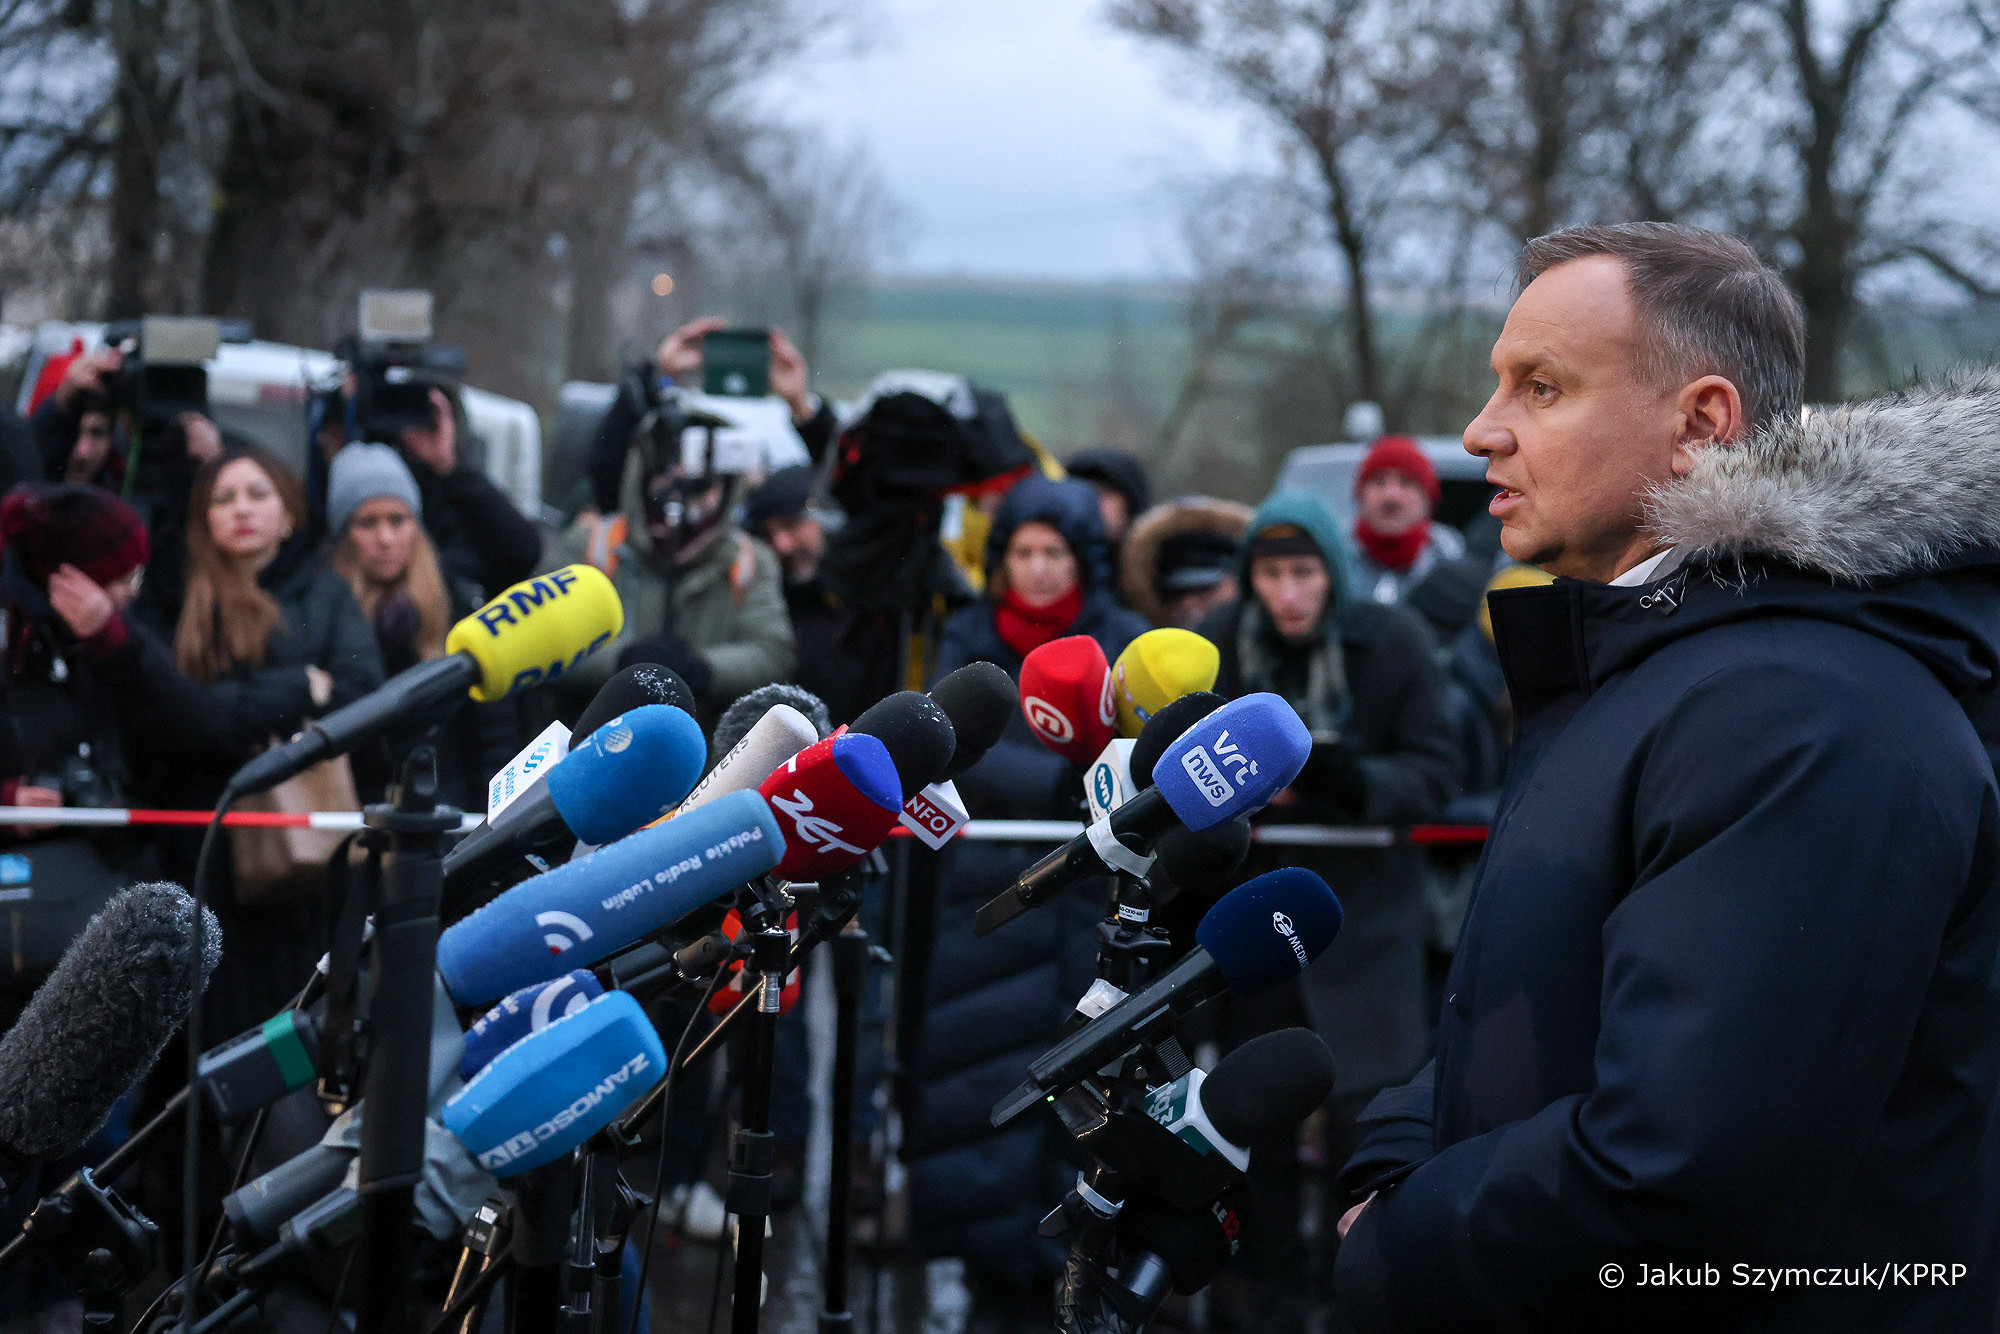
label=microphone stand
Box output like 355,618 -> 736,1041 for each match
1097,869 -> 1175,993
726,879 -> 795,1334
355,749 -> 459,1334
818,913 -> 875,1333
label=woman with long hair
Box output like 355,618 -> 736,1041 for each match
323,443 -> 514,808
168,444 -> 383,1029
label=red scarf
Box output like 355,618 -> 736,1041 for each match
995,584 -> 1084,659
1354,518 -> 1430,574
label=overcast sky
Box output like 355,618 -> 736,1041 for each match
763,0 -> 1268,281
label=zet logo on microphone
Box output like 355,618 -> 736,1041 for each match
536,911 -> 595,956
1023,696 -> 1073,744
1272,911 -> 1309,968
770,789 -> 865,856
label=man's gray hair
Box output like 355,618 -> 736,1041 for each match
1517,222 -> 1806,434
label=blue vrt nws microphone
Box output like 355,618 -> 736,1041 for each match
436,787 -> 783,1006
976,693 -> 1312,936
991,867 -> 1342,1127
457,970 -> 605,1081
442,990 -> 667,1177
443,702 -> 709,914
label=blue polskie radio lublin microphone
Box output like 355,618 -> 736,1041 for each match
436,787 -> 782,1006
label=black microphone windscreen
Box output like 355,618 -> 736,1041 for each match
851,692 -> 957,801
576,663 -> 694,739
714,684 -> 831,758
1202,1027 -> 1336,1148
1121,1181 -> 1254,1294
929,662 -> 1016,770
1148,819 -> 1251,912
0,883 -> 221,1158
1130,691 -> 1226,789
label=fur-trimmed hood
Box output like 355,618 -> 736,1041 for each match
1647,369 -> 2000,583
1120,496 -> 1254,627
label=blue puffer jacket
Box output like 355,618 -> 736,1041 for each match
907,476 -> 1148,1283
1335,378 -> 2000,1332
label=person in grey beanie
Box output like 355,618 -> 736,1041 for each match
322,442 -> 518,807
325,442 -> 424,538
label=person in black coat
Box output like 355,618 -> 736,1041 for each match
907,475 -> 1148,1314
1333,225 -> 2000,1333
146,444 -> 384,1035
388,385 -> 541,603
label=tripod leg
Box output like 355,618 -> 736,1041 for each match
728,968 -> 783,1334
820,922 -> 867,1332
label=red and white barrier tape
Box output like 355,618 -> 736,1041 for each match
0,806 -> 1490,847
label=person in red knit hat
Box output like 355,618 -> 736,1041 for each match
1351,435 -> 1488,641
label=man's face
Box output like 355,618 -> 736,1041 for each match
761,513 -> 825,580
1357,471 -> 1431,536
1249,554 -> 1330,640
1464,255 -> 1682,581
1167,574 -> 1237,629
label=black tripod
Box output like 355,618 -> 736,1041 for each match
354,750 -> 459,1334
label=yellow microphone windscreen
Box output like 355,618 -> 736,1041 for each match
445,564 -> 625,701
1112,628 -> 1220,737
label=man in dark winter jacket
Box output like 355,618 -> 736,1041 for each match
1196,488 -> 1456,1329
909,475 -> 1148,1311
392,385 -> 541,602
1332,222 -> 2000,1334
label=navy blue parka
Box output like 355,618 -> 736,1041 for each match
1334,381 -> 2000,1333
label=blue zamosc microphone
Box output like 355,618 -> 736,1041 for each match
441,989 -> 666,1176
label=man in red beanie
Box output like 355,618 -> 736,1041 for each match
1351,435 -> 1487,641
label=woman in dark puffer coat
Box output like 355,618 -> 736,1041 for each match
908,475 -> 1148,1319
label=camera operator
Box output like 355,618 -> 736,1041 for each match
1331,224 -> 2000,1333
386,383 -> 541,603
551,415 -> 794,724
587,319 -> 833,514
29,346 -> 225,625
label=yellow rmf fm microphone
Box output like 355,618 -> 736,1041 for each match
448,564 -> 626,700
228,564 -> 625,798
1111,627 -> 1220,738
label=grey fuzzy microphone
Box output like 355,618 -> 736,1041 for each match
713,684 -> 831,758
0,882 -> 220,1179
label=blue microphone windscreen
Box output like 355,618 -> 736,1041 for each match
830,732 -> 901,812
1150,693 -> 1312,830
548,704 -> 708,846
442,990 -> 666,1177
457,969 -> 604,1082
1194,867 -> 1343,997
437,788 -> 783,1005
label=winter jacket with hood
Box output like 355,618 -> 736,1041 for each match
907,475 -> 1148,1283
1333,372 -> 2000,1333
547,449 -> 796,719
1198,489 -> 1457,1101
1119,495 -> 1253,628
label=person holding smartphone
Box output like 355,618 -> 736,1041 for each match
585,319 -> 836,515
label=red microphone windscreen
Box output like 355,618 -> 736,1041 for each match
757,732 -> 903,880
1019,635 -> 1117,765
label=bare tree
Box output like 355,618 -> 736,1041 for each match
1111,0 -> 1458,410
694,125 -> 907,363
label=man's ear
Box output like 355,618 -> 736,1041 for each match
1670,375 -> 1744,478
